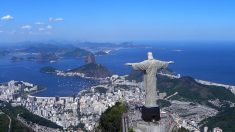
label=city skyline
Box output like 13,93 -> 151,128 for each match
0,0 -> 235,43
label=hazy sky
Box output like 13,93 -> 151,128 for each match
0,0 -> 235,42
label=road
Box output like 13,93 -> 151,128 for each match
1,112 -> 12,132
6,114 -> 11,132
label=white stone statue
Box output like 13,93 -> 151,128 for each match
125,52 -> 174,107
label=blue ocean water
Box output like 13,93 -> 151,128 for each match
0,58 -> 98,96
96,42 -> 235,85
0,42 -> 235,96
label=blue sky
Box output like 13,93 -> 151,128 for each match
0,0 -> 235,42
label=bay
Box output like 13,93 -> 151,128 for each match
1,42 -> 235,97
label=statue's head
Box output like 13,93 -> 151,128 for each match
147,52 -> 154,60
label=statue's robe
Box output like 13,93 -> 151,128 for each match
131,59 -> 168,107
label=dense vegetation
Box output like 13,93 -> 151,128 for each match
174,127 -> 190,132
94,87 -> 108,93
40,63 -> 112,78
0,103 -> 33,132
158,76 -> 235,104
0,113 -> 11,132
20,109 -> 62,129
200,107 -> 235,131
0,101 -> 62,130
98,102 -> 127,132
69,63 -> 112,78
127,70 -> 235,104
157,99 -> 171,108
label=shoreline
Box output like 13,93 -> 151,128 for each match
195,79 -> 235,94
159,73 -> 235,94
30,74 -> 235,98
30,87 -> 47,95
158,73 -> 235,94
2,73 -> 235,99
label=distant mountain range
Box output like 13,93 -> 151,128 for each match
2,42 -> 146,62
4,44 -> 93,62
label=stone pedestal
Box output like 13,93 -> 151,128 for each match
141,106 -> 161,122
132,108 -> 176,132
133,121 -> 164,132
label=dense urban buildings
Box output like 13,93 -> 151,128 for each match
0,73 -> 228,131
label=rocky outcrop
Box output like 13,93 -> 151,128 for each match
68,63 -> 112,78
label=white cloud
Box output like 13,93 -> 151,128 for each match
21,25 -> 32,30
35,22 -> 44,25
49,17 -> 64,22
38,25 -> 53,31
46,25 -> 53,30
1,15 -> 14,21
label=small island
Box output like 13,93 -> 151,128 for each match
41,63 -> 112,79
40,66 -> 57,73
41,54 -> 112,79
68,63 -> 112,78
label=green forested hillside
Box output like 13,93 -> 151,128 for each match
200,107 -> 235,132
0,101 -> 62,131
127,70 -> 235,104
98,102 -> 127,132
69,63 -> 112,78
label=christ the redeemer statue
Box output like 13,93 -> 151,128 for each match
125,52 -> 174,108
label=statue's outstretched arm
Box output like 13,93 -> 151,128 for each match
125,63 -> 133,66
168,61 -> 174,64
125,61 -> 148,70
158,60 -> 174,69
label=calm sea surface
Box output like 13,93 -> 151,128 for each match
1,42 -> 235,96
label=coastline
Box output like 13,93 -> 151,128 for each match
55,70 -> 107,80
1,73 -> 235,131
195,79 -> 235,94
29,73 -> 235,98
30,87 -> 47,95
158,73 -> 235,94
2,72 -> 235,99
